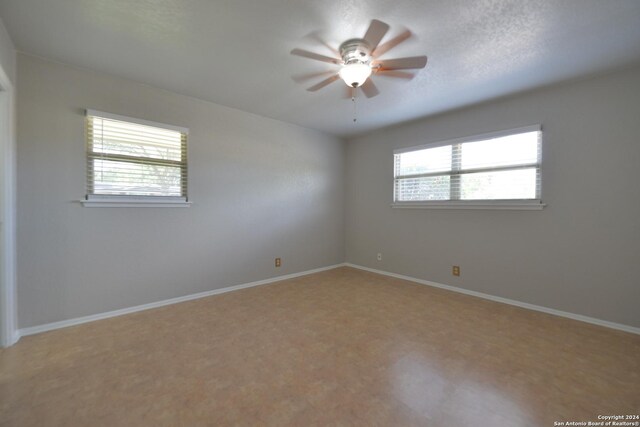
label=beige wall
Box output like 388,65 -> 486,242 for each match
346,66 -> 640,328
17,54 -> 345,328
15,51 -> 640,330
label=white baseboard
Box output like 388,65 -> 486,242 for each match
18,263 -> 347,338
345,263 -> 640,336
10,330 -> 20,346
17,262 -> 639,340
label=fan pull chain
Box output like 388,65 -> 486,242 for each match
352,87 -> 357,122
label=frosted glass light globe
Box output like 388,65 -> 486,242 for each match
339,63 -> 372,88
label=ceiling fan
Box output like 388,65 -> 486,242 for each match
291,19 -> 428,98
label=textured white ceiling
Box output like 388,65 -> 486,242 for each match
1,0 -> 640,137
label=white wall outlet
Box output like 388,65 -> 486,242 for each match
377,253 -> 382,261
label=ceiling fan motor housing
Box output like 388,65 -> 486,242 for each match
340,39 -> 372,65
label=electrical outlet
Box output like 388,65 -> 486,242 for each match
377,253 -> 382,261
452,265 -> 460,276
275,258 -> 281,267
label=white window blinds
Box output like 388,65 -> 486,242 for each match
86,110 -> 188,200
394,126 -> 542,204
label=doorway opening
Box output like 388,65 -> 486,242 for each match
0,70 -> 17,347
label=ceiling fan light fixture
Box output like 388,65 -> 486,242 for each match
339,62 -> 372,88
291,19 -> 427,97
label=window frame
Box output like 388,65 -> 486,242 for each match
392,125 -> 545,210
81,110 -> 191,208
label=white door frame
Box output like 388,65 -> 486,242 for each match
0,64 -> 17,347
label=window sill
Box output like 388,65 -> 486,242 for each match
391,201 -> 545,210
80,197 -> 191,208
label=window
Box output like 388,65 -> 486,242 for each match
83,110 -> 189,207
393,126 -> 543,209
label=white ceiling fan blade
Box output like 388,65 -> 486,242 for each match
372,29 -> 412,58
306,74 -> 340,91
291,70 -> 337,83
361,80 -> 380,98
305,31 -> 340,57
363,19 -> 390,52
374,56 -> 427,70
342,85 -> 356,99
290,48 -> 341,64
375,69 -> 415,80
